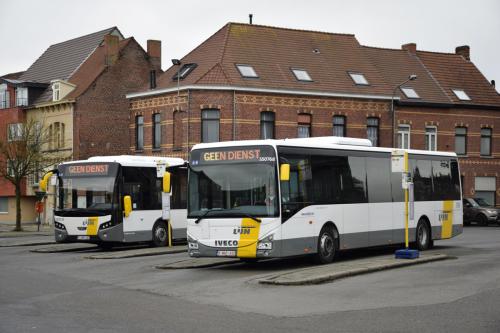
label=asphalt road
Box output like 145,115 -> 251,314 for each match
1,225 -> 499,333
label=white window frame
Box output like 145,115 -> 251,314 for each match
401,87 -> 420,99
16,87 -> 28,106
425,126 -> 437,151
0,83 -> 10,109
397,125 -> 411,149
452,89 -> 471,101
236,64 -> 259,78
52,83 -> 60,101
349,72 -> 369,85
8,123 -> 23,142
291,68 -> 313,82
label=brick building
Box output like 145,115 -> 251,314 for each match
0,27 -> 162,224
127,23 -> 500,206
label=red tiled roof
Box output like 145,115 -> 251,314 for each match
416,50 -> 500,106
156,23 -> 394,97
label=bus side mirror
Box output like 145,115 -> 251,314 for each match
39,172 -> 53,191
123,195 -> 132,217
280,164 -> 290,181
163,172 -> 171,193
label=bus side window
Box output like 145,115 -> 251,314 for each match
171,168 -> 187,209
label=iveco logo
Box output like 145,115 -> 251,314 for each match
215,240 -> 238,247
233,227 -> 253,235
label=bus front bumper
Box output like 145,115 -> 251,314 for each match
188,240 -> 280,259
55,224 -> 123,243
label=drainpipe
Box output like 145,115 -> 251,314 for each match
233,90 -> 236,140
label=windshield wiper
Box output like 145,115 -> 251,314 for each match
233,209 -> 261,223
194,208 -> 223,224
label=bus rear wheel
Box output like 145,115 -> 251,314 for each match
314,226 -> 338,264
416,220 -> 432,251
152,221 -> 168,247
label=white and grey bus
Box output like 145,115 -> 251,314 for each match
49,155 -> 187,248
186,137 -> 462,263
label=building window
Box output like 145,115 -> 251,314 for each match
201,109 -> 220,143
260,111 -> 275,139
366,117 -> 379,146
52,83 -> 60,101
172,63 -> 198,80
149,70 -> 157,89
152,113 -> 161,149
455,127 -> 467,155
136,115 -> 144,150
0,84 -> 10,109
236,64 -> 258,78
474,176 -> 496,206
16,87 -> 28,106
297,114 -> 311,138
7,159 -> 15,177
452,89 -> 471,101
401,87 -> 420,99
0,197 -> 7,213
7,123 -> 23,141
480,128 -> 492,156
397,125 -> 410,149
291,68 -> 313,82
425,126 -> 437,151
349,72 -> 369,85
333,116 -> 346,137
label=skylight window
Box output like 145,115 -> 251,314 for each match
452,89 -> 471,101
236,64 -> 259,78
349,72 -> 369,85
401,87 -> 420,99
291,68 -> 313,82
172,63 -> 197,80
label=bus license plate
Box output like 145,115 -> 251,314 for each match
217,250 -> 236,257
77,236 -> 90,240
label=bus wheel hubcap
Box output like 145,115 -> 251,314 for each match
320,234 -> 334,257
156,227 -> 167,242
418,226 -> 427,245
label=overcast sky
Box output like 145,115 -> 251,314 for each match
1,0 -> 499,92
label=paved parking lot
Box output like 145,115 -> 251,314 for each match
1,225 -> 499,332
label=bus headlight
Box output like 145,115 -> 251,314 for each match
99,222 -> 112,230
257,234 -> 274,250
188,236 -> 199,249
54,222 -> 66,230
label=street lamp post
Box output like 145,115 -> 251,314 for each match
171,59 -> 182,112
392,74 -> 417,148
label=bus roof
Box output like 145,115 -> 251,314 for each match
191,137 -> 458,158
61,155 -> 186,168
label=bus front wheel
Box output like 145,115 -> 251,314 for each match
314,226 -> 338,264
415,220 -> 432,251
152,221 -> 169,247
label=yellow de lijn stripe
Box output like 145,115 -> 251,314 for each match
236,218 -> 261,258
86,216 -> 99,236
441,200 -> 454,239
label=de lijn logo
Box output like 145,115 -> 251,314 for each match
233,226 -> 254,235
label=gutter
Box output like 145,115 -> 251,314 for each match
397,100 -> 500,111
126,84 -> 398,101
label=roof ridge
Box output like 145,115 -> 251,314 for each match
227,22 -> 355,37
194,63 -> 231,85
362,45 -> 406,52
416,49 -> 460,57
220,23 -> 232,66
49,26 -> 118,47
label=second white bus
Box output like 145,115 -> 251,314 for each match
186,137 -> 462,263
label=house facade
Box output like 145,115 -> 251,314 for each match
127,23 -> 500,207
0,27 -> 162,225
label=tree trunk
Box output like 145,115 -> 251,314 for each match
14,182 -> 22,232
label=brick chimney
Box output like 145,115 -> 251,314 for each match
455,45 -> 470,60
402,43 -> 417,55
104,34 -> 119,66
147,40 -> 162,70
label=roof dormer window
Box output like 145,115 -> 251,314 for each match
52,83 -> 60,101
291,68 -> 313,82
172,63 -> 198,81
401,87 -> 420,99
236,64 -> 259,78
452,89 -> 471,101
349,72 -> 369,85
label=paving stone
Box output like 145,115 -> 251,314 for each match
84,245 -> 187,259
156,257 -> 241,269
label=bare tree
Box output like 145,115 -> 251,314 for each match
0,120 -> 68,231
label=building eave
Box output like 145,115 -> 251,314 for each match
126,85 -> 399,101
30,99 -> 76,109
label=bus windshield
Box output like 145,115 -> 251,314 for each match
188,146 -> 278,218
57,162 -> 119,212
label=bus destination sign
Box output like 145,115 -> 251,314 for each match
191,146 -> 276,166
67,164 -> 110,176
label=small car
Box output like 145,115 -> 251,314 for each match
463,197 -> 500,226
